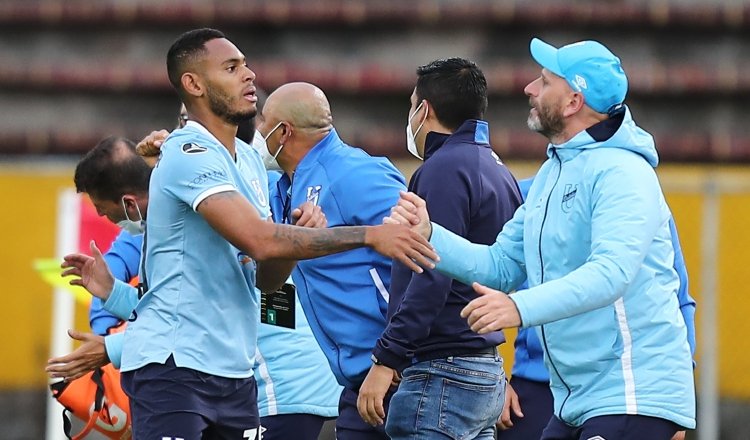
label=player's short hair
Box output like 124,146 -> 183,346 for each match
74,136 -> 151,202
415,58 -> 488,131
166,28 -> 226,98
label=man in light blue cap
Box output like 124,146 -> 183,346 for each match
386,38 -> 696,440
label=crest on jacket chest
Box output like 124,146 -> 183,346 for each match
306,185 -> 322,206
561,184 -> 578,213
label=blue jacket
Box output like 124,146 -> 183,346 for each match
429,107 -> 696,428
373,120 -> 521,370
511,178 -> 698,382
269,129 -> 406,389
89,230 -> 142,335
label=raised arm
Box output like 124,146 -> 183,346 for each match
197,190 -> 436,273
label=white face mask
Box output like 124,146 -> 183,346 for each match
253,122 -> 285,172
406,101 -> 427,160
117,197 -> 145,235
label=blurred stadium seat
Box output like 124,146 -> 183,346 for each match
1,0 -> 750,161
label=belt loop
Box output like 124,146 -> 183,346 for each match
447,356 -> 454,363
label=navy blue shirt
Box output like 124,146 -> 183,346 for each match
372,119 -> 522,370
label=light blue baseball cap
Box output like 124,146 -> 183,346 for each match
529,38 -> 628,114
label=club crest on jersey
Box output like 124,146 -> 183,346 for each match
562,184 -> 578,213
306,185 -> 322,206
181,142 -> 207,154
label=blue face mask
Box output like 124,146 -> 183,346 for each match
117,197 -> 145,235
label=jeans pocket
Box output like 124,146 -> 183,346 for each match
437,377 -> 504,440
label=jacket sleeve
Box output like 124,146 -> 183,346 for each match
103,280 -> 139,321
512,156 -> 664,326
90,231 -> 143,334
103,332 -> 125,369
373,160 -> 472,369
430,202 -> 527,293
670,217 -> 697,358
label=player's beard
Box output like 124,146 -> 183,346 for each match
527,99 -> 564,140
206,81 -> 256,125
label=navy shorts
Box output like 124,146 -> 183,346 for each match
335,387 -> 393,440
496,376 -> 554,440
120,355 -> 260,440
541,414 -> 681,440
260,413 -> 330,440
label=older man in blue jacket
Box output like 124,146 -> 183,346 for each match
390,38 -> 696,440
259,82 -> 407,439
496,178 -> 697,440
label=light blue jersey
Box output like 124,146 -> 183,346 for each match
430,107 -> 695,429
120,121 -> 270,378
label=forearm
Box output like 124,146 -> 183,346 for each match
431,223 -> 524,292
258,223 -> 369,261
512,258 -> 626,326
200,192 -> 371,261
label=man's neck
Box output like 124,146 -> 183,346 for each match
551,113 -> 608,145
282,131 -> 329,179
189,111 -> 238,157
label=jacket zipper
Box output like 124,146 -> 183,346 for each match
538,148 -> 573,423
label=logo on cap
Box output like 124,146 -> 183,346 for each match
574,75 -> 588,90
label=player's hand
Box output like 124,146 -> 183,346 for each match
357,364 -> 394,426
365,223 -> 438,274
291,202 -> 326,228
383,191 -> 432,240
497,380 -> 523,430
46,330 -> 109,382
61,240 -> 115,300
136,129 -> 169,167
671,431 -> 686,440
461,283 -> 521,333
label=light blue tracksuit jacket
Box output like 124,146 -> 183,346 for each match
430,107 -> 696,429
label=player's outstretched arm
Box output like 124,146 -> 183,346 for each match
256,201 -> 327,293
197,190 -> 437,273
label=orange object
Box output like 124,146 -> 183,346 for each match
49,322 -> 131,440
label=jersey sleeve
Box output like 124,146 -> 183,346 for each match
159,143 -> 238,211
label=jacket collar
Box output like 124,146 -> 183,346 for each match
423,119 -> 490,161
296,128 -> 339,171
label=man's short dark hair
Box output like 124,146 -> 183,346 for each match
415,58 -> 488,131
74,136 -> 152,202
167,28 -> 226,97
